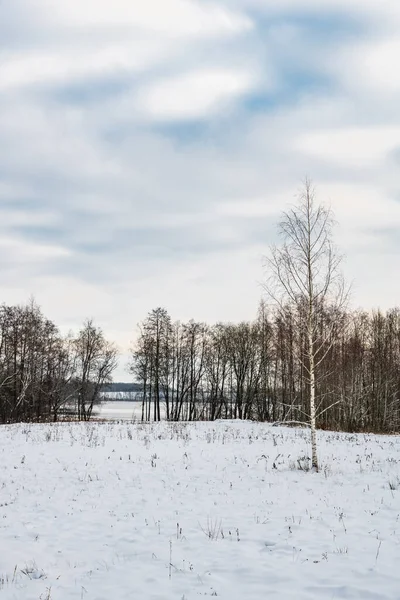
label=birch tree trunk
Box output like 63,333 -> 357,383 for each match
308,326 -> 318,471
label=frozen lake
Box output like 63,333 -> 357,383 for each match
93,400 -> 166,421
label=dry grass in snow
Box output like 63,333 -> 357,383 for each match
0,421 -> 399,599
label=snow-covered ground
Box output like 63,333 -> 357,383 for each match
1,421 -> 400,600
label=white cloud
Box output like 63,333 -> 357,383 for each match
0,0 -> 252,92
215,195 -> 287,218
0,237 -> 71,262
322,183 -> 400,232
0,42 -> 172,91
136,68 -> 255,121
0,208 -> 59,228
347,40 -> 400,93
39,0 -> 252,37
294,127 -> 400,168
224,0 -> 400,26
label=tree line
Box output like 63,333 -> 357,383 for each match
129,303 -> 400,434
0,300 -> 117,423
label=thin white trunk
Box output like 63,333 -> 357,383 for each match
308,332 -> 318,472
307,189 -> 319,473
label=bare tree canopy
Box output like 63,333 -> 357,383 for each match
0,302 -> 118,424
266,180 -> 347,311
74,319 -> 118,421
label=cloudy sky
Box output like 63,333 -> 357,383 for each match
1,1 -> 400,378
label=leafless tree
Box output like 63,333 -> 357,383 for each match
128,308 -> 172,421
264,179 -> 349,471
74,319 -> 118,421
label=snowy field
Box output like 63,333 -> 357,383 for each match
1,422 -> 400,600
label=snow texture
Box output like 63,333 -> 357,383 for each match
0,421 -> 400,599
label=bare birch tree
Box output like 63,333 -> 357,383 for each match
264,179 -> 349,471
